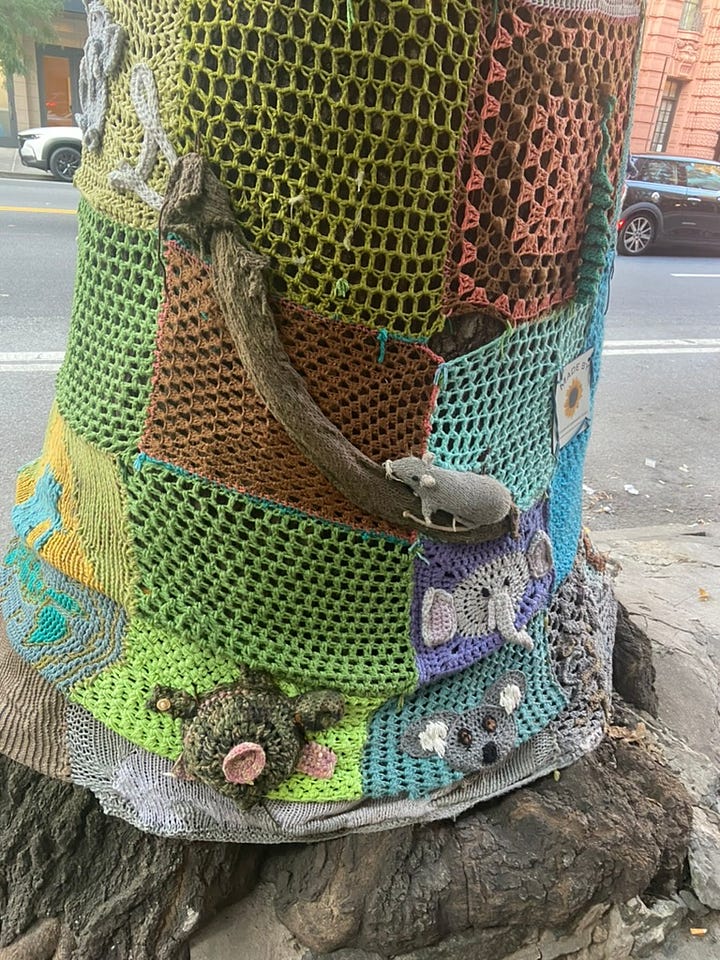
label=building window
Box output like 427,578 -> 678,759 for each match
650,80 -> 681,152
679,0 -> 704,32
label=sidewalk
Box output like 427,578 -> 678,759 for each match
190,522 -> 720,960
0,145 -> 53,179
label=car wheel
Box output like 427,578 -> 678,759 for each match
617,213 -> 656,256
48,146 -> 81,183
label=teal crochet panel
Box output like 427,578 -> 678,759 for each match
0,540 -> 126,693
55,201 -> 163,455
126,457 -> 419,698
427,301 -> 593,510
362,615 -> 566,799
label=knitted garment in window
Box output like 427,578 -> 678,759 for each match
0,0 -> 641,842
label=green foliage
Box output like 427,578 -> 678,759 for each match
0,0 -> 63,77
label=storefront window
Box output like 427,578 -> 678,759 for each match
41,54 -> 74,125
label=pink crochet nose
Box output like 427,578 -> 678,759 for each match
222,742 -> 266,785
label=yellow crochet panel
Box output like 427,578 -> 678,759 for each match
74,0 -> 184,231
14,404 -> 100,592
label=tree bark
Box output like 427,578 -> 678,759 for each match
0,755 -> 261,960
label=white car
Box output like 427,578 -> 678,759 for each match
17,126 -> 83,182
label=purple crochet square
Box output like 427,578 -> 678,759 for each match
412,500 -> 554,685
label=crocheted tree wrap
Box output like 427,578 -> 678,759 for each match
0,0 -> 642,837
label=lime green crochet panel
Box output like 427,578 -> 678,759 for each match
178,0 -> 481,339
70,615 -> 235,758
427,301 -> 593,510
72,613 -> 378,801
126,457 -> 418,698
55,202 -> 162,455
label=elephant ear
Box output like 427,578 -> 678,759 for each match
401,712 -> 456,759
527,530 -> 554,579
482,671 -> 527,715
421,588 -> 458,648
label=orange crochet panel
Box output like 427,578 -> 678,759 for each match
140,242 -> 441,537
442,5 -> 638,323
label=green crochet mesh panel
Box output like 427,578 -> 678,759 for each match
127,457 -> 418,698
179,0 -> 481,338
55,203 -> 162,454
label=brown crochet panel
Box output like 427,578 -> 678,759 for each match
140,242 -> 440,536
442,5 -> 638,324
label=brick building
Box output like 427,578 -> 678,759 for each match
631,0 -> 720,159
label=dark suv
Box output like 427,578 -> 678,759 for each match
617,154 -> 720,255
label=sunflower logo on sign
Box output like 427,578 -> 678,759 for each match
554,348 -> 593,452
563,378 -> 583,418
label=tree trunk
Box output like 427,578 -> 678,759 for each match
0,0 -> 655,956
0,752 -> 260,960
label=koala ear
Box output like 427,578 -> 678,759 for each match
483,671 -> 527,715
401,712 -> 455,758
527,531 -> 554,578
421,451 -> 435,465
420,474 -> 437,488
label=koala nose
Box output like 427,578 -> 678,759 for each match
222,742 -> 267,784
482,742 -> 499,765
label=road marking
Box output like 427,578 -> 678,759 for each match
604,338 -> 720,356
604,347 -> 720,356
1,339 -> 718,374
605,338 -> 720,347
0,205 -> 77,215
671,273 -> 720,278
0,352 -> 65,362
0,363 -> 63,372
0,351 -> 64,372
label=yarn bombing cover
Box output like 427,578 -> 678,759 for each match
0,0 -> 642,842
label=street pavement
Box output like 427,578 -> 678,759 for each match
0,148 -> 720,960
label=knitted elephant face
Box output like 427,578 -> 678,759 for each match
148,677 -> 344,808
421,531 -> 554,651
401,672 -> 526,773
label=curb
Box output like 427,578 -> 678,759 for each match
0,170 -> 56,181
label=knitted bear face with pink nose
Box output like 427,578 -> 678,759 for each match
147,668 -> 344,808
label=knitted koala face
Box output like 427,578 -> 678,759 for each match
148,680 -> 344,808
401,672 -> 526,773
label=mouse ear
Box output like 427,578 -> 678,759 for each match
421,451 -> 435,465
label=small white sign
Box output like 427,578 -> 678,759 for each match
554,348 -> 593,451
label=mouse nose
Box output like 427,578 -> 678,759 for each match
482,742 -> 498,765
